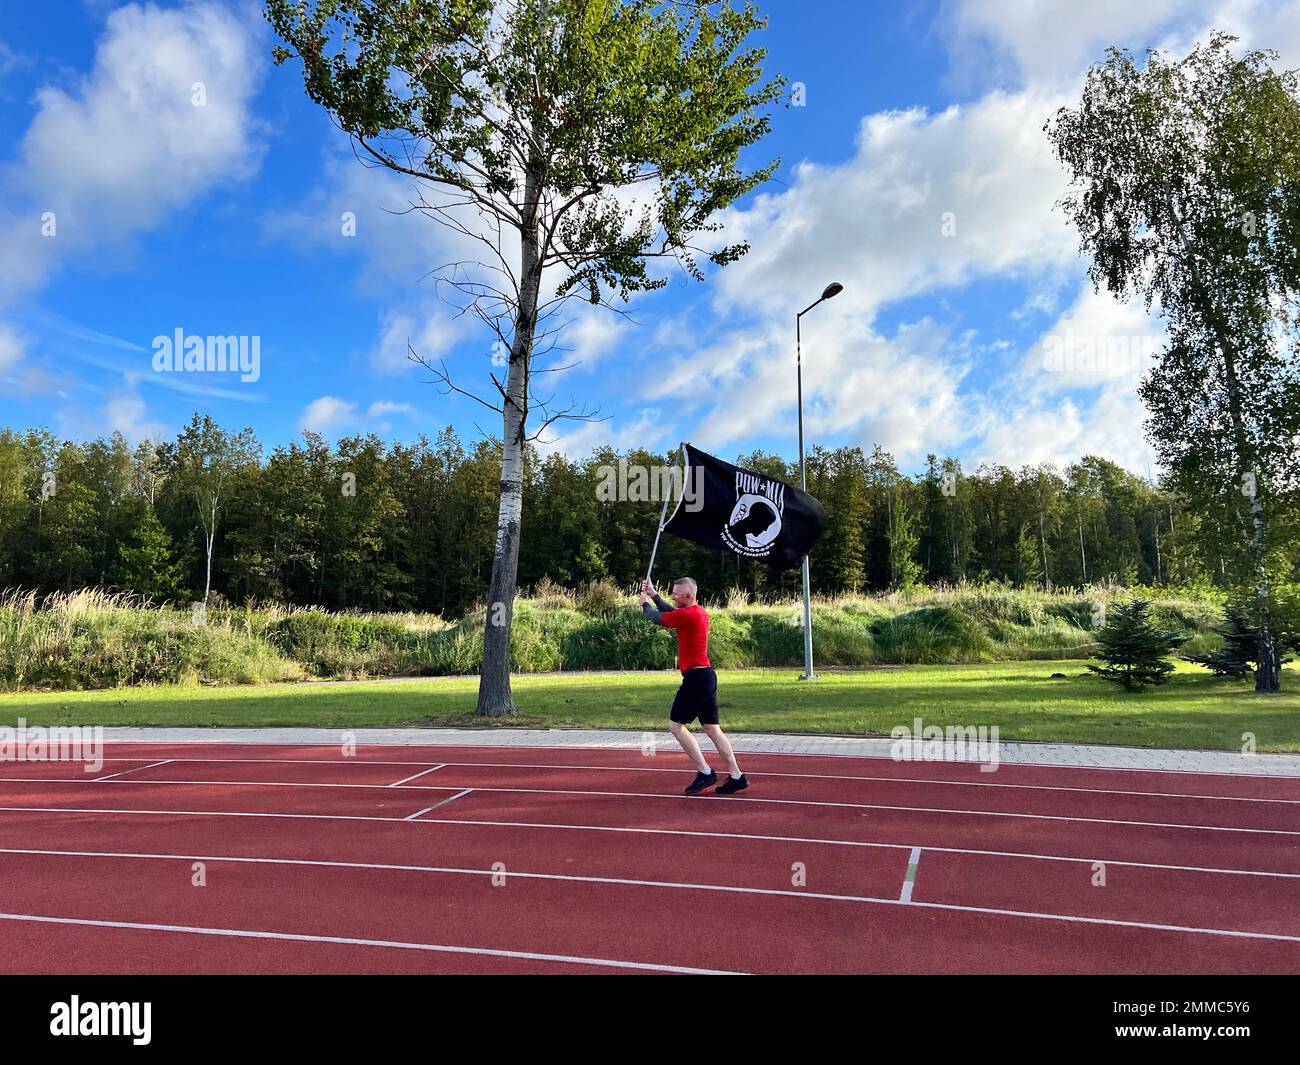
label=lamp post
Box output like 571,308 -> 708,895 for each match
796,281 -> 843,681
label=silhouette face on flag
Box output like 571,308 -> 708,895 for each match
662,445 -> 827,570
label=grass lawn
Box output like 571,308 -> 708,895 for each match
1,659 -> 1298,752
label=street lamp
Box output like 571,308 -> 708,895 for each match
795,281 -> 843,681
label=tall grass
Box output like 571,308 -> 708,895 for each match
0,589 -> 305,690
0,582 -> 1226,691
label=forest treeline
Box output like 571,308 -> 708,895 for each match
1,415 -> 1292,617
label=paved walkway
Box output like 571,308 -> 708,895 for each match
81,727 -> 1300,777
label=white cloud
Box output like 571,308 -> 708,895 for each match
972,382 -> 1156,472
941,0 -> 1211,88
0,321 -> 66,395
1018,284 -> 1165,395
642,87 -> 1085,468
369,307 -> 468,375
1155,0 -> 1300,71
941,0 -> 1300,91
0,2 -> 266,305
0,322 -> 24,371
367,400 -> 413,418
537,406 -> 672,459
649,311 -> 975,466
653,2 -> 1293,478
0,38 -> 30,81
968,283 -> 1165,470
550,310 -> 627,371
712,89 -> 1078,321
299,396 -> 358,435
103,388 -> 170,444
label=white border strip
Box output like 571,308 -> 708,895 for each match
0,911 -> 741,975
67,731 -> 1300,777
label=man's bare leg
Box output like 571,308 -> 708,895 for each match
701,724 -> 742,778
669,720 -> 712,773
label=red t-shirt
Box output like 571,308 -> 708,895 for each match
662,604 -> 711,672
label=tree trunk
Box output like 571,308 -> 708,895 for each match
1216,337 -> 1280,693
476,164 -> 543,717
204,529 -> 214,605
1038,483 -> 1050,591
1247,487 -> 1280,692
1152,514 -> 1162,585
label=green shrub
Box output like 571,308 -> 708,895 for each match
0,583 -> 1230,690
576,579 -> 622,615
871,605 -> 994,664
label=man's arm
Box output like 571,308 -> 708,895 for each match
640,580 -> 673,625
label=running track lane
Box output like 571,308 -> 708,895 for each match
16,756 -> 1299,831
5,771 -> 1297,876
0,805 -> 1297,937
0,848 -> 1298,974
0,744 -> 1297,974
28,742 -> 1300,798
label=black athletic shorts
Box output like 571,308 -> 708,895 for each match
670,666 -> 719,725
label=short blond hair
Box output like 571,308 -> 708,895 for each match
672,577 -> 698,596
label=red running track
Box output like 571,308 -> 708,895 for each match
0,742 -> 1297,975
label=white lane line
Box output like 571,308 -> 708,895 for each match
3,777 -> 1293,836
404,790 -> 472,820
84,741 -> 1300,779
92,761 -> 171,782
900,847 -> 922,903
423,788 -> 472,812
80,756 -> 1300,802
1,849 -> 1296,944
404,806 -> 439,821
388,765 -> 445,787
0,911 -> 741,975
2,804 -> 1298,881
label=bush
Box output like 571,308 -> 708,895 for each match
0,583 -> 1232,690
576,579 -> 622,614
531,577 -> 575,610
871,605 -> 993,664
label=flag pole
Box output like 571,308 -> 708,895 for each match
645,443 -> 687,585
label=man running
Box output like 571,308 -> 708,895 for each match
640,577 -> 749,795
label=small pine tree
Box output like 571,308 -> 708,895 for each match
1183,605 -> 1258,677
1185,603 -> 1296,678
1087,597 -> 1182,691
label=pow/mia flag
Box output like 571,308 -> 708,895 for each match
661,444 -> 828,570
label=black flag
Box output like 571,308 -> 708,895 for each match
661,444 -> 828,570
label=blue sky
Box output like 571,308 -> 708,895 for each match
1,0 -> 1296,474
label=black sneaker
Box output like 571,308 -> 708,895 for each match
716,774 -> 749,795
684,770 -> 718,795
